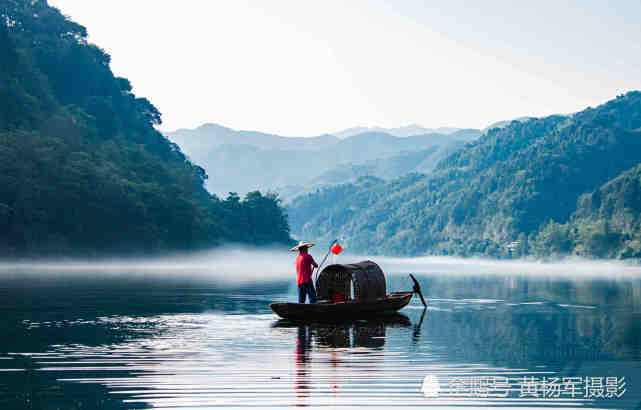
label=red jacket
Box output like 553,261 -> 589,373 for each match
295,252 -> 317,285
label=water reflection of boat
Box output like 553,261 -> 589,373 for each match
273,313 -> 412,348
270,261 -> 425,322
276,313 -> 420,406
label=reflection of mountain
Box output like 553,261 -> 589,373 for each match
1,355 -> 152,410
4,271 -> 640,408
415,274 -> 641,366
165,124 -> 481,200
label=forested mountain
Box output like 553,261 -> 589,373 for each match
310,144 -> 461,185
165,124 -> 481,199
274,141 -> 467,201
481,116 -> 534,133
0,0 -> 291,256
534,163 -> 641,259
288,92 -> 641,258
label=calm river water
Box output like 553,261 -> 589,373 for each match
0,257 -> 640,409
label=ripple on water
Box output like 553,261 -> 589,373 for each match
1,273 -> 640,409
0,311 -> 622,408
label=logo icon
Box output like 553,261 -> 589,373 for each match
421,375 -> 440,398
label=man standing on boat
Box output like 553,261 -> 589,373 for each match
291,241 -> 318,304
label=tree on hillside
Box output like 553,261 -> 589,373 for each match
0,0 -> 292,255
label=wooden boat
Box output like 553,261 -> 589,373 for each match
270,261 -> 426,322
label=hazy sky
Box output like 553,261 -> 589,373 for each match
48,0 -> 641,136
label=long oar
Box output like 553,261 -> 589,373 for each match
409,273 -> 427,307
313,239 -> 337,283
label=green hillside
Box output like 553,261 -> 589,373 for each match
572,163 -> 641,258
0,0 -> 290,256
534,163 -> 641,259
288,92 -> 641,258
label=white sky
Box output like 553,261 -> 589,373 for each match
48,0 -> 641,136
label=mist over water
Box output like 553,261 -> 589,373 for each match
0,246 -> 296,284
1,247 -> 641,282
1,249 -> 640,408
377,255 -> 641,278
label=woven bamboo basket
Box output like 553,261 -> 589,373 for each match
316,260 -> 387,301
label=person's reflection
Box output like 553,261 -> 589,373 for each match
286,315 -> 411,405
295,325 -> 312,405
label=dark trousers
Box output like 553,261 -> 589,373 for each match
298,282 -> 317,304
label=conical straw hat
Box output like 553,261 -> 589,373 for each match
290,241 -> 315,251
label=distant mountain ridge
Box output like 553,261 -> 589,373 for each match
164,124 -> 482,199
330,124 -> 467,139
168,123 -> 340,151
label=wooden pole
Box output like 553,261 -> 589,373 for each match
409,273 -> 427,307
313,239 -> 337,283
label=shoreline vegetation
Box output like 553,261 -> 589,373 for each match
0,1 -> 291,257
